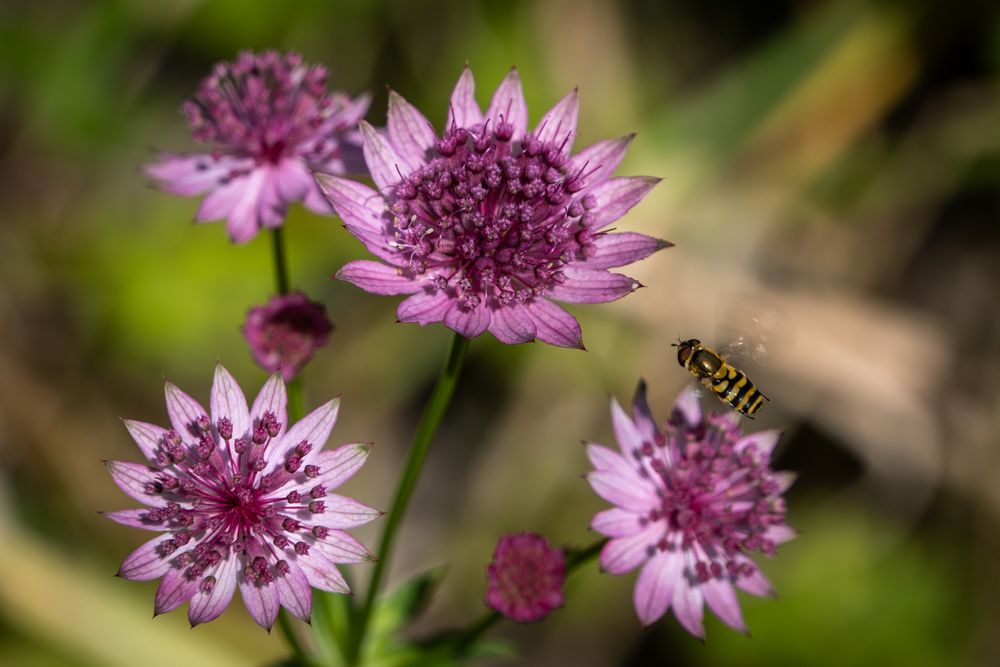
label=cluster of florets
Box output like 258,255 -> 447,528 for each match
386,125 -> 600,310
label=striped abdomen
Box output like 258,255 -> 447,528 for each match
705,363 -> 767,418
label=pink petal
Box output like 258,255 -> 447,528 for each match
272,159 -> 312,203
600,521 -> 663,575
359,121 -> 407,192
634,550 -> 683,626
164,381 -> 208,440
485,68 -> 529,141
123,420 -> 168,462
397,289 -> 452,325
106,461 -> 163,505
672,579 -> 705,639
314,173 -> 397,263
487,304 -> 536,344
250,374 -> 288,440
766,524 -> 797,545
387,90 -> 437,168
734,429 -> 783,460
305,443 -> 371,491
211,364 -> 250,441
255,167 -> 285,229
188,553 -> 239,626
102,509 -> 165,531
274,557 -> 312,622
591,507 -> 644,538
443,300 -> 491,338
771,472 -> 798,495
145,153 -> 249,196
310,529 -> 375,564
578,232 -> 672,270
239,573 -> 280,630
586,443 -> 638,479
292,550 -> 350,594
702,578 -> 747,633
155,563 -> 201,615
673,385 -> 702,425
564,135 -> 635,192
447,66 -> 484,130
117,536 -> 176,580
337,260 -> 421,295
630,380 -> 659,444
549,268 -> 640,304
735,559 -> 776,598
611,397 -> 645,457
303,176 -> 336,215
268,399 -> 340,472
303,494 -> 381,529
525,299 -> 583,349
535,88 -> 579,151
587,470 -> 656,513
586,176 -> 660,230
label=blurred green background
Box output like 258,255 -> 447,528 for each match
1,0 -> 998,665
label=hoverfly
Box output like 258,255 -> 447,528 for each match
672,338 -> 769,418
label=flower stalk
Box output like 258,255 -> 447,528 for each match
346,332 -> 470,665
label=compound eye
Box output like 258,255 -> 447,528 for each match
677,345 -> 694,366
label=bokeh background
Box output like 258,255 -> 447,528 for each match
2,0 -> 999,665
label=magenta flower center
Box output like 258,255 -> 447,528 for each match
143,411 -> 329,588
639,414 -> 787,582
183,51 -> 342,167
388,123 -> 598,309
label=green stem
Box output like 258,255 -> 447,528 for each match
346,332 -> 470,665
277,603 -> 314,666
450,537 -> 607,651
270,226 -> 318,662
272,227 -> 291,295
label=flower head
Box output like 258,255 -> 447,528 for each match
485,533 -> 565,623
243,292 -> 334,381
586,382 -> 795,638
318,66 -> 670,348
146,50 -> 370,243
104,365 -> 379,628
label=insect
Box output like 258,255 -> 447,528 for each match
673,338 -> 769,418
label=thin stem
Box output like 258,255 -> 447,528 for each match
346,332 -> 470,665
272,227 -> 291,295
277,607 -> 315,666
270,225 -> 318,662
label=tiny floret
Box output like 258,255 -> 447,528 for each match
243,292 -> 334,381
485,532 -> 566,623
145,50 -> 371,243
585,381 -> 795,638
104,365 -> 379,628
317,66 -> 670,348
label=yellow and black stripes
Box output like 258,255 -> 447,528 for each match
706,366 -> 767,418
676,339 -> 768,418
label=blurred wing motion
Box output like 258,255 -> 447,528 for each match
674,338 -> 769,418
715,296 -> 784,367
674,297 -> 787,418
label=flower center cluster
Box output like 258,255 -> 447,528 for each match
636,414 -> 787,583
388,124 -> 599,309
183,50 -> 340,166
140,411 -> 331,588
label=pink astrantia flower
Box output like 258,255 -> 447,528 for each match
145,50 -> 370,244
103,365 -> 379,628
243,292 -> 334,381
317,66 -> 670,348
485,533 -> 565,623
586,382 -> 795,638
